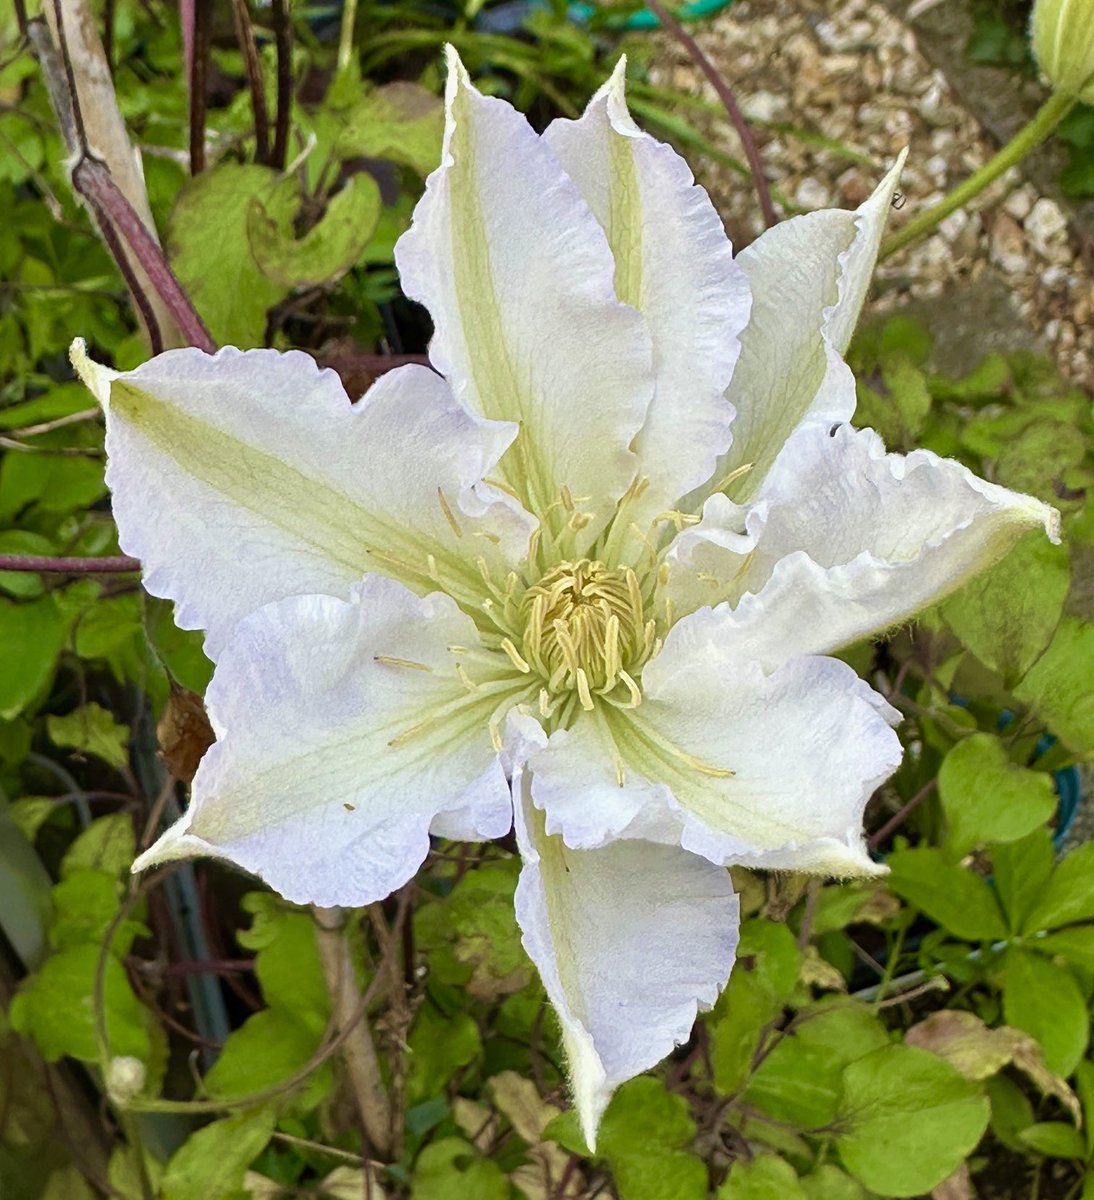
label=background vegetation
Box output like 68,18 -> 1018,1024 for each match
1,0 -> 1092,1197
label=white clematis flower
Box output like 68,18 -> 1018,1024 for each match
72,48 -> 1057,1146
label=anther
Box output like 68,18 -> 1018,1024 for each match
575,668 -> 595,711
437,488 -> 463,537
374,656 -> 433,673
500,638 -> 531,673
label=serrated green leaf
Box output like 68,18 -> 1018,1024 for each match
834,1044 -> 989,1197
937,733 -> 1057,857
48,703 -> 130,771
1003,947 -> 1089,1076
168,164 -> 295,346
247,172 -> 382,287
885,847 -> 1007,941
161,1107 -> 276,1200
942,531 -> 1070,686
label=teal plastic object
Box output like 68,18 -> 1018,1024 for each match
477,0 -> 736,33
570,0 -> 736,29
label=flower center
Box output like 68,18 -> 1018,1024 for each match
516,559 -> 656,712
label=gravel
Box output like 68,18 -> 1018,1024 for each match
648,0 -> 1094,389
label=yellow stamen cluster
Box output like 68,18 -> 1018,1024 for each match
514,559 -> 657,712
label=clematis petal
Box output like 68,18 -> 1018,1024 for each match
543,60 -> 749,532
519,621 -> 902,876
394,47 -> 654,531
73,342 -> 535,658
672,421 -> 1060,669
512,764 -> 739,1148
133,576 -> 523,906
695,156 -> 904,507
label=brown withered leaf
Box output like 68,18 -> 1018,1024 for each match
157,686 -> 215,782
907,1011 -> 1081,1123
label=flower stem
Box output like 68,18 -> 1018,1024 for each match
312,906 -> 392,1158
880,89 -> 1076,261
0,554 -> 141,573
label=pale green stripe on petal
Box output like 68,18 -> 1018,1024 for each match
512,768 -> 739,1148
136,579 -> 523,907
544,60 -> 748,536
74,342 -> 534,657
395,48 -> 654,535
702,154 -> 905,507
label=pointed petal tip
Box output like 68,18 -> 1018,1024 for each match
1044,503 -> 1063,545
131,820 -> 211,874
70,337 -> 115,408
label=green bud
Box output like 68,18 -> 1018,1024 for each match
1031,0 -> 1094,102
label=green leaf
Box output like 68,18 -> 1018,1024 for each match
709,968 -> 776,1095
598,1078 -> 707,1200
937,733 -> 1057,857
942,531 -> 1070,686
717,1155 -> 806,1200
1014,617 -> 1094,757
1003,947 -> 1089,1076
993,830 -> 1055,933
885,847 -> 1007,941
247,173 -> 383,287
410,1138 -> 508,1200
0,596 -> 69,718
161,1108 -> 277,1200
1018,1122 -> 1087,1159
1024,842 -> 1094,933
738,918 -> 803,1004
407,1006 -> 482,1104
49,869 -> 142,953
203,1008 -> 331,1112
61,812 -> 136,881
800,1166 -> 868,1200
986,1073 -> 1036,1152
1036,926 -> 1094,970
0,453 -> 106,520
0,530 -> 54,597
10,944 -> 161,1065
236,895 -> 330,1031
168,163 -> 295,346
335,82 -> 444,176
0,801 -> 52,969
746,1003 -> 891,1129
48,703 -> 131,771
834,1044 -> 989,1197
414,860 -> 532,999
